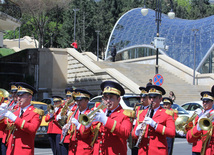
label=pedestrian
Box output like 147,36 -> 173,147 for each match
132,85 -> 176,155
0,82 -> 44,155
71,40 -> 78,50
146,79 -> 152,87
90,81 -> 133,155
186,91 -> 214,155
162,97 -> 178,155
111,46 -> 117,62
169,91 -> 176,102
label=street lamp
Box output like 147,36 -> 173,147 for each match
95,30 -> 100,61
73,8 -> 79,42
192,29 -> 199,85
141,0 -> 175,74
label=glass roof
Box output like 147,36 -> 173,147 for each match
105,8 -> 214,70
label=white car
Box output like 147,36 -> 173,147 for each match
88,94 -> 141,110
180,101 -> 204,116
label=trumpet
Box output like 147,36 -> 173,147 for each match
47,104 -> 55,114
134,103 -> 153,148
0,103 -> 18,120
79,102 -> 106,126
199,112 -> 214,131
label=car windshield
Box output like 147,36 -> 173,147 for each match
122,96 -> 141,108
33,104 -> 48,115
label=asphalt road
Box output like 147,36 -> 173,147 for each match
35,137 -> 192,155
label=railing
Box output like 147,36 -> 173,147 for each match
0,0 -> 22,19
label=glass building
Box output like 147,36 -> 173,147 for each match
105,8 -> 214,73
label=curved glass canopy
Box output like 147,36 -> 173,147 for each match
105,8 -> 214,73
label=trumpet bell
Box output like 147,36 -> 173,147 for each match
79,114 -> 91,126
175,116 -> 189,130
199,118 -> 212,131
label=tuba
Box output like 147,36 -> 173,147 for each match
79,102 -> 106,126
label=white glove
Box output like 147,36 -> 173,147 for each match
195,108 -> 203,117
196,123 -> 202,131
135,123 -> 143,136
5,110 -> 17,122
144,117 -> 157,129
56,113 -> 61,121
176,130 -> 186,137
62,123 -> 69,135
93,109 -> 108,125
0,103 -> 8,109
71,118 -> 81,130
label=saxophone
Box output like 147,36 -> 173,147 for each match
57,97 -> 75,128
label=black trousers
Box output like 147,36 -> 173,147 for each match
60,142 -> 69,155
48,134 -> 61,155
167,137 -> 174,155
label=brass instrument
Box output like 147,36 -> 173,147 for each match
59,106 -> 79,145
175,109 -> 200,133
47,104 -> 55,114
57,98 -> 75,127
134,103 -> 152,148
199,112 -> 214,131
79,102 -> 106,126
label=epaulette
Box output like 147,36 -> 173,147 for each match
173,109 -> 178,114
165,109 -> 173,116
33,108 -> 44,116
123,109 -> 135,118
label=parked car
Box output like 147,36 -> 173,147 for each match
181,101 -> 214,116
40,98 -> 54,105
31,101 -> 49,143
89,94 -> 141,110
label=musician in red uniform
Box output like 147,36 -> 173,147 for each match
62,88 -> 93,155
186,91 -> 214,155
162,97 -> 178,155
132,85 -> 176,155
130,86 -> 149,155
0,82 -> 43,155
90,81 -> 132,155
58,87 -> 77,155
1,82 -> 19,155
45,96 -> 63,155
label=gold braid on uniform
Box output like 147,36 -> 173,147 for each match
90,123 -> 101,147
201,128 -> 213,155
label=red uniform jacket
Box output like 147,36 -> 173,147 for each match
0,105 -> 42,155
186,109 -> 214,154
68,108 -> 93,155
91,105 -> 132,155
132,106 -> 176,155
61,104 -> 78,144
45,107 -> 62,134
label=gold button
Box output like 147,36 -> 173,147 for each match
13,136 -> 15,138
75,145 -> 77,147
147,136 -> 150,138
147,143 -> 149,146
12,144 -> 14,146
100,141 -> 102,144
99,150 -> 102,153
101,133 -> 103,135
75,138 -> 77,140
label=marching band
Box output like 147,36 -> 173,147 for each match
0,81 -> 213,155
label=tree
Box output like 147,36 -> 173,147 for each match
13,0 -> 70,48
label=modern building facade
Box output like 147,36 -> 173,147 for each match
105,8 -> 214,74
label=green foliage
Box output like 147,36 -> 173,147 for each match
0,48 -> 15,58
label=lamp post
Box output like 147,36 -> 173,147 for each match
141,0 -> 175,74
95,30 -> 100,61
192,29 -> 199,85
73,8 -> 79,42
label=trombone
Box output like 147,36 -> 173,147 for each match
79,102 -> 106,126
199,112 -> 214,131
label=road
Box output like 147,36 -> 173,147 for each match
35,137 -> 192,155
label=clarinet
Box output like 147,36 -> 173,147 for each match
59,106 -> 79,145
134,103 -> 152,148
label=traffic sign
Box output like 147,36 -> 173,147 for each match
153,74 -> 164,86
